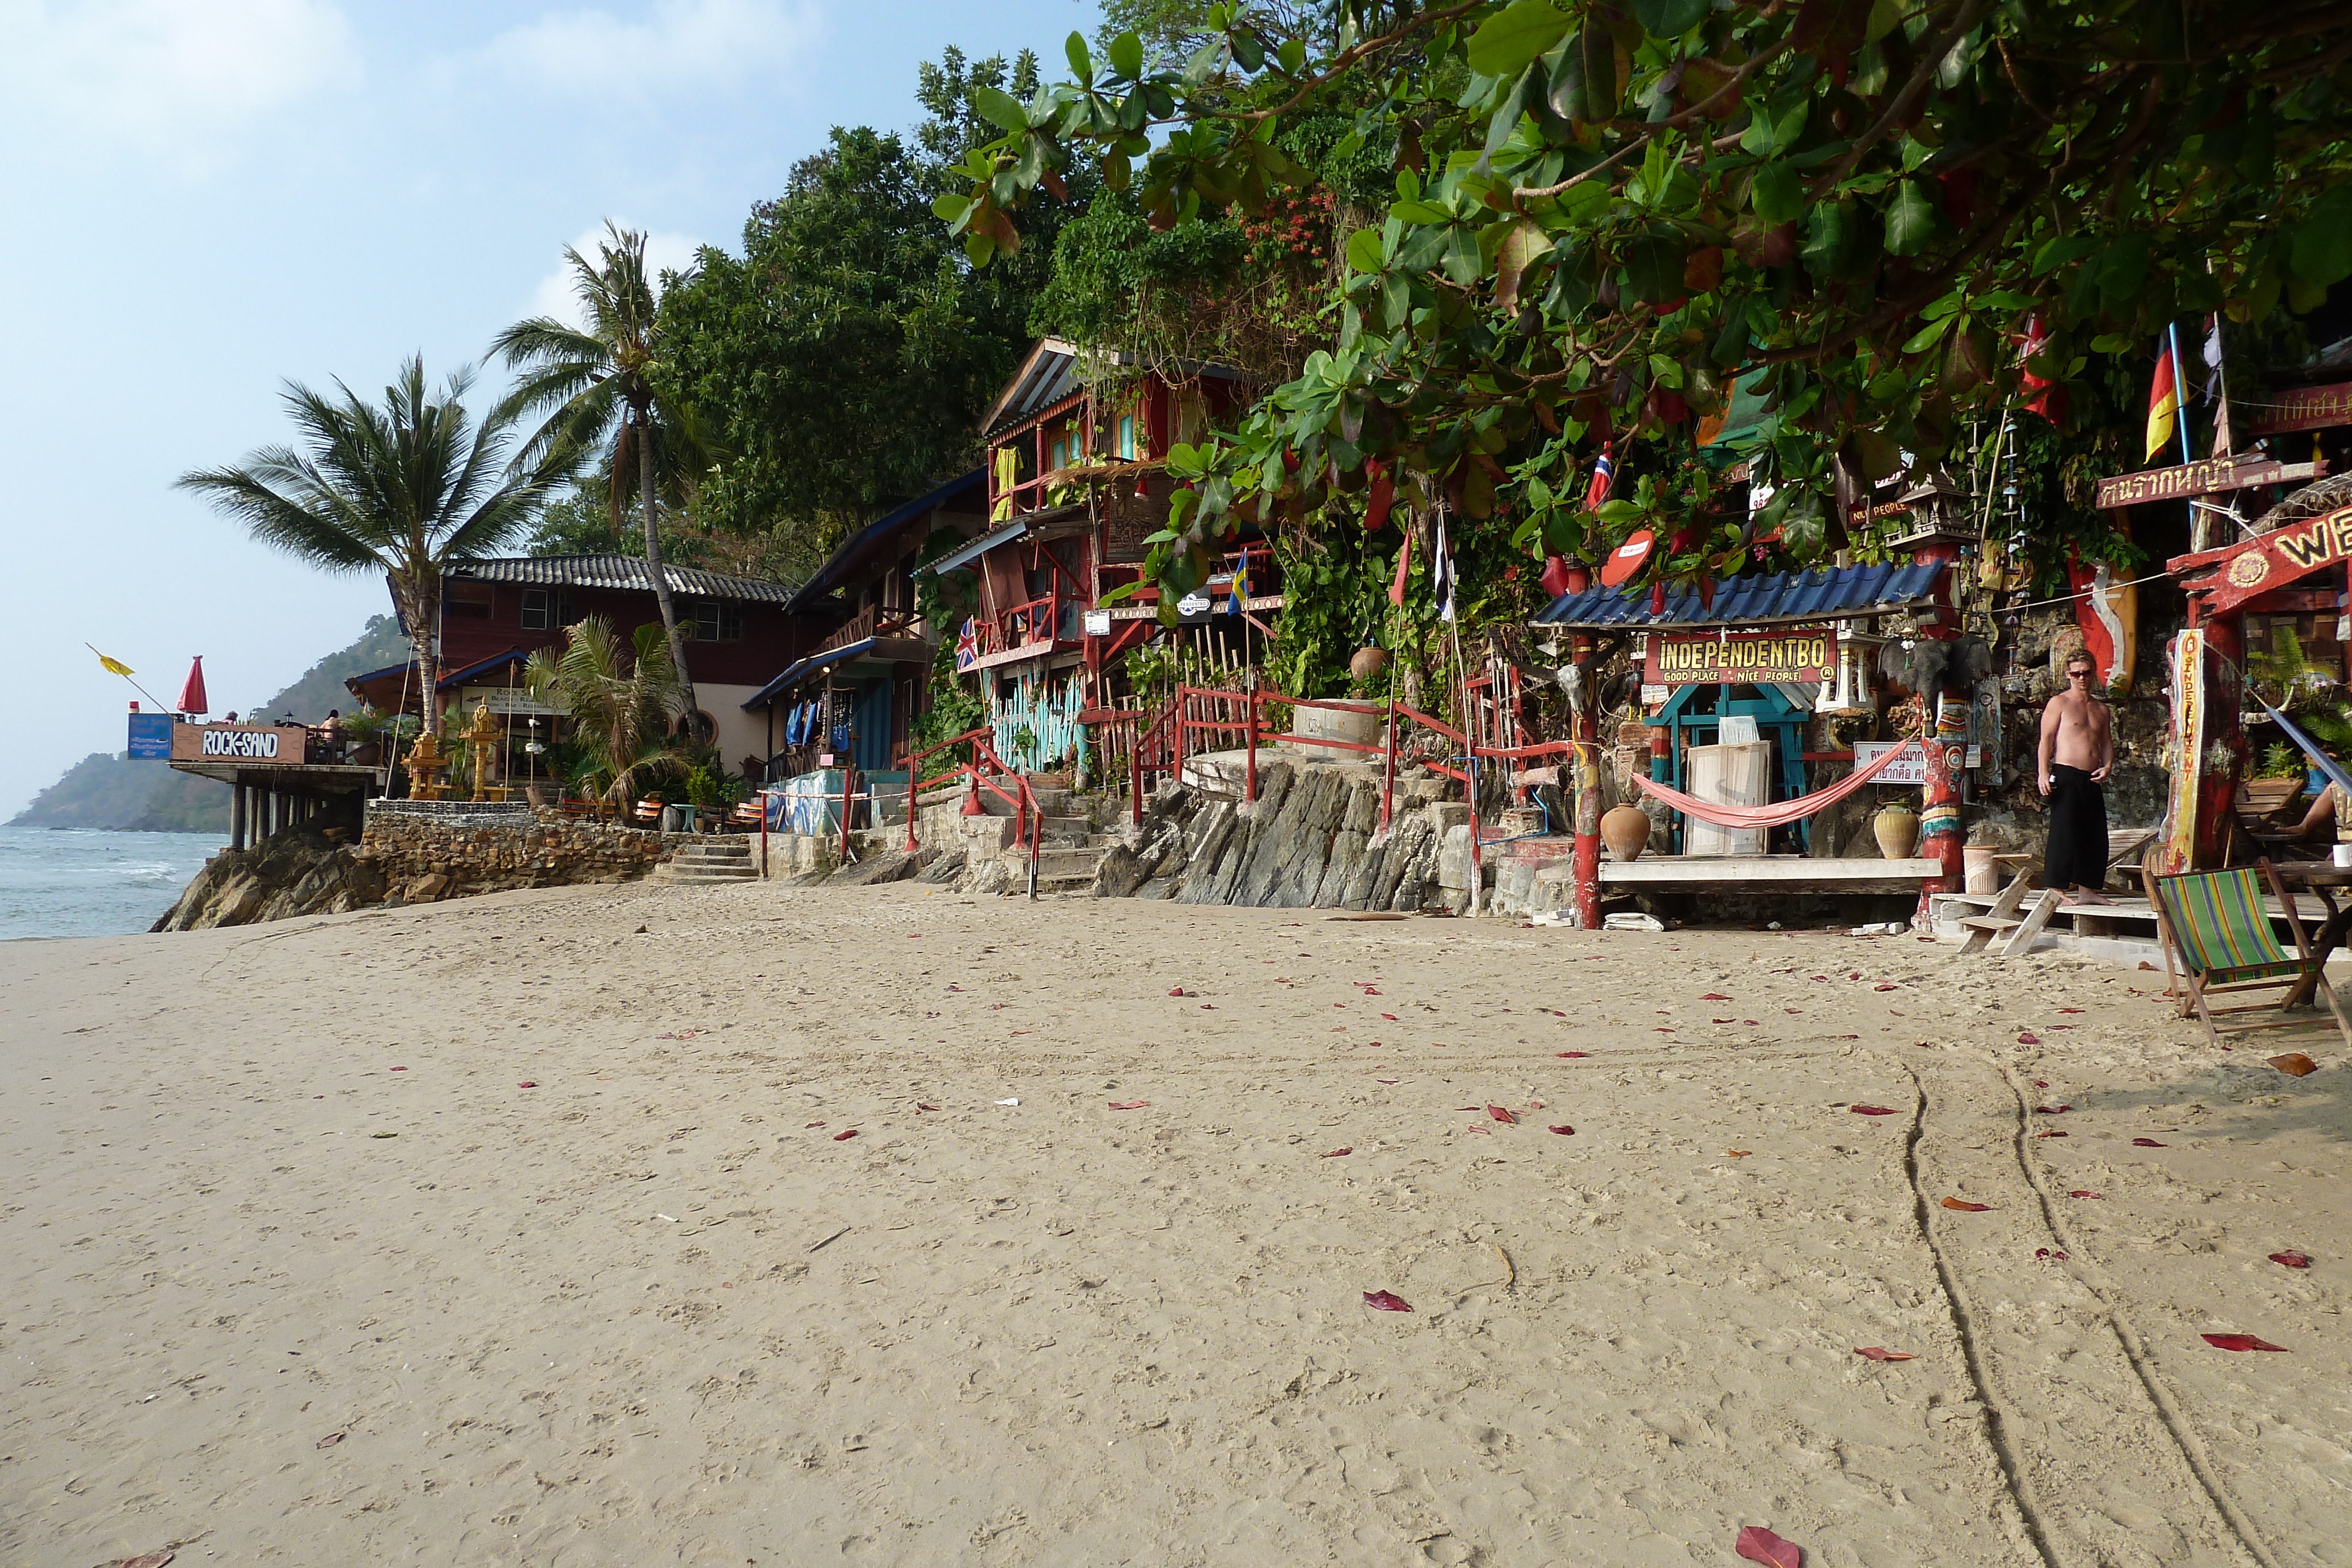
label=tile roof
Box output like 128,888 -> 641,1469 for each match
1532,560 -> 1946,630
445,556 -> 797,604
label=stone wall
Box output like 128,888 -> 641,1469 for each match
355,802 -> 696,904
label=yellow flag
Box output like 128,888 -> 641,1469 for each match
96,650 -> 135,677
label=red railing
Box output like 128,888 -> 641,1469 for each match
901,724 -> 1043,894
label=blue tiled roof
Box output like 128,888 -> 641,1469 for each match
1532,560 -> 1945,629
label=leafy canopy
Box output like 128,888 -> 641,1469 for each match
941,0 -> 2352,601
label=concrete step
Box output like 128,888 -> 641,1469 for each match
1016,847 -> 1105,882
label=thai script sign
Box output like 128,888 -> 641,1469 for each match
2094,454 -> 2291,510
2183,503 -> 2352,616
1645,628 -> 1830,687
2248,380 -> 2352,437
1856,740 -> 1980,784
169,723 -> 308,764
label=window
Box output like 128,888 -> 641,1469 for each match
1050,437 -> 1067,472
691,600 -> 744,642
1117,414 -> 1137,460
446,581 -> 493,620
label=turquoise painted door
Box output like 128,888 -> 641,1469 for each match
853,679 -> 894,771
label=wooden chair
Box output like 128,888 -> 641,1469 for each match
2142,858 -> 2352,1050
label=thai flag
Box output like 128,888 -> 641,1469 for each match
1583,441 -> 1616,511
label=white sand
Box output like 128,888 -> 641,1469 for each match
5,880 -> 2349,1567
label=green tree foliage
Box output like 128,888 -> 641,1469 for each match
941,2 -> 2352,607
177,357 -> 555,735
523,616 -> 688,808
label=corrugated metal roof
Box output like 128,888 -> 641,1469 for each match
446,556 -> 797,604
787,470 -> 985,613
982,340 -> 1084,437
741,637 -> 879,710
1532,560 -> 1945,629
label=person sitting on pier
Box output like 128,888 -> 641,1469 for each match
317,708 -> 344,762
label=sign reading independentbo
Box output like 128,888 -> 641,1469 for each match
1645,629 -> 1831,687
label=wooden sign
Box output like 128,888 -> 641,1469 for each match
169,722 -> 308,764
2095,453 -> 2293,510
2172,502 -> 2352,616
1645,628 -> 1830,686
2249,380 -> 2352,437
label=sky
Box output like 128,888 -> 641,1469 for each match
0,0 -> 1082,817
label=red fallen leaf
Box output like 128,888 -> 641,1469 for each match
2035,1248 -> 2069,1261
1549,1125 -> 1575,1135
806,1121 -> 825,1128
316,1431 -> 345,1448
1557,1051 -> 1589,1058
2069,1189 -> 2103,1199
1322,1147 -> 1352,1158
1713,1017 -> 1737,1024
1854,1346 -> 1915,1362
2036,1131 -> 2069,1138
2132,1138 -> 2168,1148
389,1066 -> 406,1072
1875,983 -> 1898,992
947,984 -> 965,992
2203,1333 -> 2287,1352
1735,1524 -> 1804,1568
1725,1149 -> 1752,1157
1382,1013 -> 1398,1021
1108,1101 -> 1150,1110
2034,1079 -> 2049,1088
2270,1251 -> 2311,1268
1849,1105 -> 1899,1116
517,1081 -> 537,1089
1701,992 -> 1733,1001
1745,1019 -> 1759,1025
916,1103 -> 940,1112
1942,1197 -> 1992,1212
1830,1034 -> 1860,1040
2017,1031 -> 2040,1045
1375,1078 -> 1400,1084
114,1553 -> 176,1568
1362,1289 -> 1413,1312
1168,987 -> 1186,997
1488,1106 -> 1520,1123
2268,1052 -> 2319,1076
1363,987 -> 1382,996
828,1128 -> 861,1142
2036,1105 -> 2071,1114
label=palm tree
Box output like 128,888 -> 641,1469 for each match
523,616 -> 687,808
494,221 -> 708,723
177,356 -> 553,737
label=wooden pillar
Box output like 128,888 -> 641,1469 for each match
231,784 -> 246,851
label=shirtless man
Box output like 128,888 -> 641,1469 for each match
2038,649 -> 2114,903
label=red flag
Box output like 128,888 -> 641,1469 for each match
177,656 -> 208,716
2017,315 -> 2067,426
1389,532 -> 1413,607
1541,553 -> 1575,599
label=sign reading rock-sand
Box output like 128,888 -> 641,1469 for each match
169,722 -> 308,764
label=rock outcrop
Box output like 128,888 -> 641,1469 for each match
153,819 -> 387,931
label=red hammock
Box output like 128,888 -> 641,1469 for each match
1632,740 -> 1924,830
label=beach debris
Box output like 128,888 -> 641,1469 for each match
808,1226 -> 851,1253
518,1081 -> 537,1089
833,1129 -> 858,1141
995,1098 -> 1019,1106
1725,1149 -> 1750,1157
2269,1052 -> 2319,1076
2036,1105 -> 2071,1114
2036,1131 -> 2069,1138
99,1553 -> 175,1568
1942,1198 -> 1993,1212
656,1213 -> 678,1222
1874,983 -> 1899,992
1735,1524 -> 1804,1567
1362,986 -> 1382,995
389,1066 -> 406,1072
1382,1013 -> 1398,1021
1557,1051 -> 1589,1058
2034,1079 -> 2050,1088
1108,1101 -> 1150,1110
2017,1031 -> 2040,1045
1549,1125 -> 1575,1135
369,1132 -> 397,1139
2036,1248 -> 2069,1261
2270,1251 -> 2312,1268
1376,1078 -> 1400,1084
316,1432 -> 345,1449
635,925 -> 648,934
1321,1148 -> 1352,1158
1701,992 -> 1733,1001
1849,1105 -> 1899,1116
1168,987 -> 1188,997
1361,1289 -> 1413,1312
1603,912 -> 1664,932
1851,921 -> 1905,935
1854,1347 -> 1915,1362
1487,1105 -> 1518,1124
806,1121 -> 826,1128
2060,1007 -> 2085,1014
2069,1191 -> 2103,1199
2132,1138 -> 2169,1148
2202,1333 -> 2288,1352
916,1103 -> 940,1112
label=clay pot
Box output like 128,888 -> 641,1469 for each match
1349,646 -> 1389,684
1874,804 -> 1922,860
1601,802 -> 1651,861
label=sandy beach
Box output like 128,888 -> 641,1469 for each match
6,881 -> 2350,1567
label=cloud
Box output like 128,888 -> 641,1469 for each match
479,0 -> 821,99
526,225 -> 704,329
0,0 -> 358,161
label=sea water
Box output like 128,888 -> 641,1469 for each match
0,827 -> 225,940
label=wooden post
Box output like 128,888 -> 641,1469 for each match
1559,565 -> 1603,930
1244,675 -> 1258,804
1381,691 -> 1398,828
232,784 -> 246,851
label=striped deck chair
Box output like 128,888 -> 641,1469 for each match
2142,859 -> 2352,1051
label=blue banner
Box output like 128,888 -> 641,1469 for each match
127,713 -> 172,759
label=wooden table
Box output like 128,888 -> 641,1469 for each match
2270,862 -> 2352,1004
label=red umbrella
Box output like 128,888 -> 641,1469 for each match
177,657 -> 208,717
